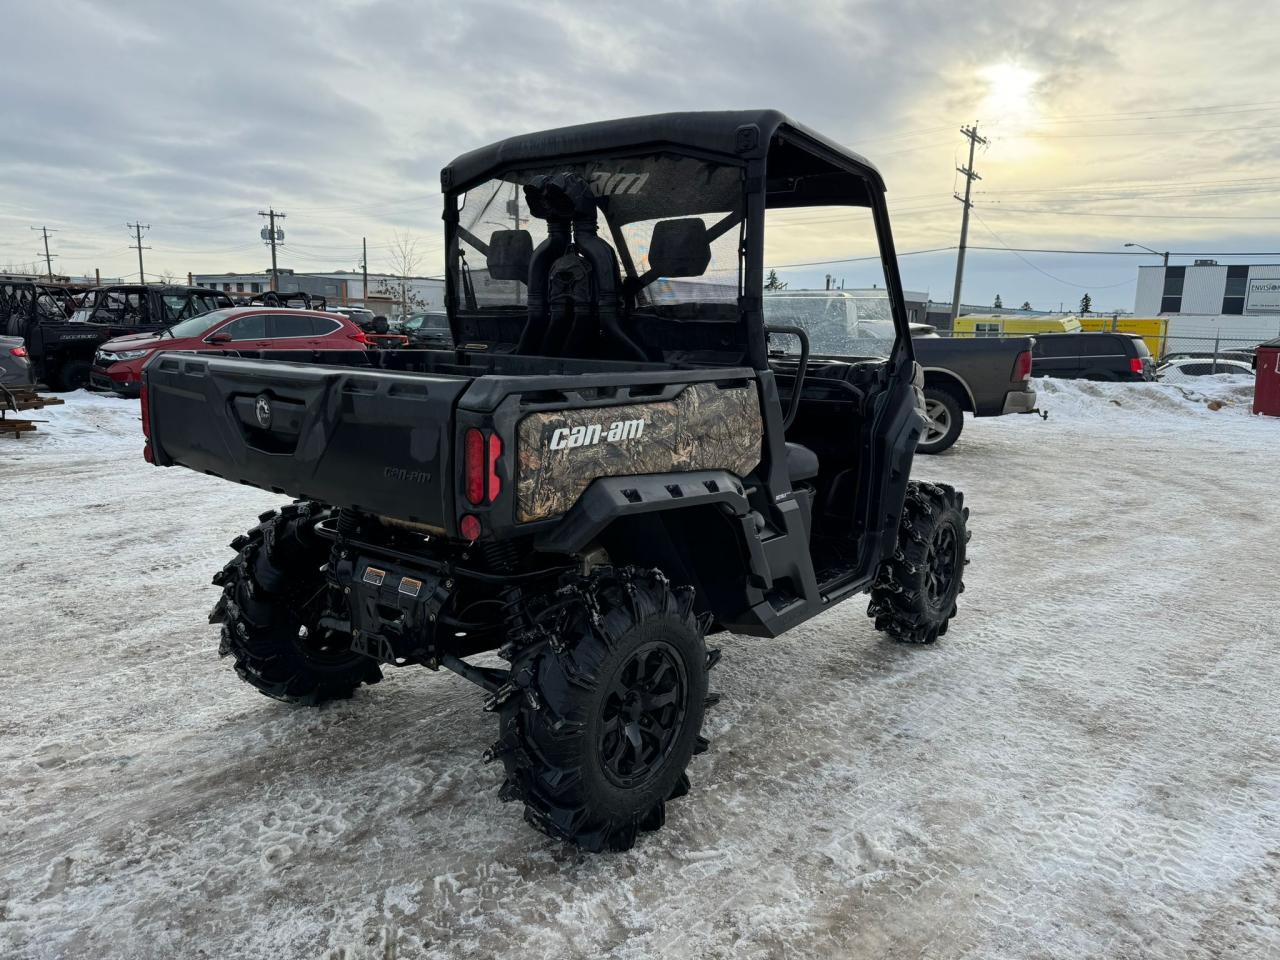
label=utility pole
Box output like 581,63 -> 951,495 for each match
258,209 -> 286,291
362,236 -> 368,306
949,124 -> 988,323
31,226 -> 56,279
127,222 -> 151,282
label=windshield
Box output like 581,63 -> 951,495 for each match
763,293 -> 895,358
164,308 -> 234,339
452,152 -> 744,313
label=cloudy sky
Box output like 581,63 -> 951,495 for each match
3,0 -> 1278,311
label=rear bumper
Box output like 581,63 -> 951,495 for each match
1002,388 -> 1038,414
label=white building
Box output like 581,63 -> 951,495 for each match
1134,261 -> 1280,316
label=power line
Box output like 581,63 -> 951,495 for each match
972,212 -> 1136,290
772,246 -> 957,269
775,245 -> 1280,270
967,246 -> 1280,257
981,206 -> 1280,221
986,173 -> 1280,195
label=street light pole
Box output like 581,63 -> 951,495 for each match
1124,242 -> 1169,267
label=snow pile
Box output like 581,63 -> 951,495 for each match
1032,375 -> 1257,421
9,390 -> 143,455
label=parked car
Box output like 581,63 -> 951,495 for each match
1031,332 -> 1155,382
1157,357 -> 1255,381
1,335 -> 33,387
764,292 -> 1036,453
92,307 -> 370,396
400,311 -> 453,348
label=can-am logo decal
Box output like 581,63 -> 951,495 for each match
550,418 -> 645,450
589,171 -> 649,196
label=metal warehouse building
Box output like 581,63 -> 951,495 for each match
1135,260 -> 1280,315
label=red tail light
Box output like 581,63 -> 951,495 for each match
463,428 -> 504,508
1013,350 -> 1033,382
464,428 -> 485,505
1130,357 -> 1144,374
349,331 -> 371,345
8,346 -> 27,358
487,434 -> 503,500
459,514 -> 482,541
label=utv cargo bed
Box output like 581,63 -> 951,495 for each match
146,353 -> 471,530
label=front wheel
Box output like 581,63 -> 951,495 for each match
918,388 -> 964,454
868,481 -> 969,644
495,567 -> 715,852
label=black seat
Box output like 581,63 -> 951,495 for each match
785,442 -> 819,484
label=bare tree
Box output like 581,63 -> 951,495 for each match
386,231 -> 424,320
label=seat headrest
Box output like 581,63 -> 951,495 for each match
487,229 -> 533,282
648,218 -> 712,278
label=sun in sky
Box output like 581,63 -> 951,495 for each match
978,62 -> 1041,134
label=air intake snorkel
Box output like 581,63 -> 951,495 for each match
521,174 -> 647,361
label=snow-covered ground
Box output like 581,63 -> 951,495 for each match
2,380 -> 1278,960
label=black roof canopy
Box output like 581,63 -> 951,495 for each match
442,109 -> 885,206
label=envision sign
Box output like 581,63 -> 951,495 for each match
1245,279 -> 1280,314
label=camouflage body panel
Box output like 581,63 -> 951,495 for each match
516,381 -> 762,522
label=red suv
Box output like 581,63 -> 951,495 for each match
91,307 -> 370,396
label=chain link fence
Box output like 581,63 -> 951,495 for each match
930,328 -> 1262,369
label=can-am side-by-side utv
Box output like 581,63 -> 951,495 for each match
141,110 -> 970,852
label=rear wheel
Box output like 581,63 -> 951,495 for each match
210,502 -> 381,705
51,359 -> 92,392
494,567 -> 715,852
868,481 -> 969,644
918,387 -> 964,454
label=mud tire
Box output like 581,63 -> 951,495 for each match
495,567 -> 715,852
209,502 -> 381,705
868,481 -> 970,644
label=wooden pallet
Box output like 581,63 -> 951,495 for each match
1,385 -> 63,437
0,418 -> 39,438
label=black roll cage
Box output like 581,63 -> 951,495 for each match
439,111 -> 916,373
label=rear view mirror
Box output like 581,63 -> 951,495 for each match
207,331 -> 232,344
487,229 -> 533,283
647,219 -> 711,278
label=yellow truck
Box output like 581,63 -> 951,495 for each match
952,314 -> 1081,338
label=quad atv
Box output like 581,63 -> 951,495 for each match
142,110 -> 970,851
